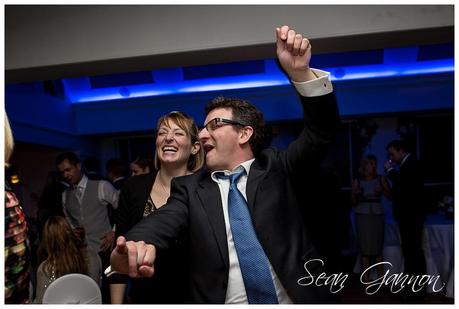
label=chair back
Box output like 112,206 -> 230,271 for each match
42,273 -> 102,304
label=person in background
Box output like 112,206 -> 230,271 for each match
105,158 -> 128,227
106,158 -> 128,190
351,155 -> 390,281
109,25 -> 339,304
5,113 -> 31,304
110,111 -> 204,304
34,216 -> 102,303
130,155 -> 154,176
56,151 -> 119,254
385,140 -> 426,301
84,156 -> 103,180
56,151 -> 119,303
37,171 -> 68,240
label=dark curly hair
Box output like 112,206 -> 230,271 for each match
386,139 -> 408,152
55,151 -> 80,166
205,96 -> 268,156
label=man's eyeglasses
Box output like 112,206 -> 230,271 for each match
200,118 -> 246,133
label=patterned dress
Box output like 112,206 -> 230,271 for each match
5,182 -> 31,304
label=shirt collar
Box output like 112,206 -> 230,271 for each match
75,174 -> 88,189
113,176 -> 125,183
400,153 -> 410,166
211,158 -> 256,182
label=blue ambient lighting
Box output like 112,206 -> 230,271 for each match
325,59 -> 453,81
64,58 -> 453,104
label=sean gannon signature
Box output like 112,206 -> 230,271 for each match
297,259 -> 445,294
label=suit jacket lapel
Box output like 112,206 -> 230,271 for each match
196,176 -> 229,268
246,159 -> 266,213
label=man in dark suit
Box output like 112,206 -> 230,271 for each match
385,140 -> 426,283
106,158 -> 128,191
109,25 -> 339,304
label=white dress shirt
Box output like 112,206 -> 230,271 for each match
212,159 -> 293,304
386,153 -> 411,174
210,69 -> 332,304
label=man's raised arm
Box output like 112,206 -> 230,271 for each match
276,25 -> 339,174
276,25 -> 316,82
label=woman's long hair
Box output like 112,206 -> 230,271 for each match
38,216 -> 88,278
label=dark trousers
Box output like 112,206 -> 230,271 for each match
398,217 -> 427,302
398,218 -> 426,275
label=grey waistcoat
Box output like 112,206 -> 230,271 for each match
64,180 -> 111,252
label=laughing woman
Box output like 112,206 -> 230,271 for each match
110,111 -> 204,304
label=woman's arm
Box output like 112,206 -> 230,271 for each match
381,175 -> 392,199
351,179 -> 362,205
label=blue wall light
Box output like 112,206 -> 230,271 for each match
326,59 -> 453,80
62,56 -> 453,104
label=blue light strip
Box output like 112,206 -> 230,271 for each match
65,58 -> 453,104
325,59 -> 453,81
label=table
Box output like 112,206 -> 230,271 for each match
351,213 -> 453,298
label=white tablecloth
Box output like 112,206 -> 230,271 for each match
352,213 -> 454,298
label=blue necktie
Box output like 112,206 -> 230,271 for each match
217,170 -> 278,304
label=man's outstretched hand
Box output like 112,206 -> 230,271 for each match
110,236 -> 156,278
276,25 -> 316,82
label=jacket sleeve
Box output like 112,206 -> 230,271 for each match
396,160 -> 424,210
126,177 -> 189,250
279,91 -> 340,176
386,168 -> 399,184
114,183 -> 132,237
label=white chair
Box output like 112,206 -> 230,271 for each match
42,273 -> 102,304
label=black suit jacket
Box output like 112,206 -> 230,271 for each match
115,171 -> 187,303
127,92 -> 340,303
115,172 -> 157,236
111,177 -> 127,191
387,154 -> 425,222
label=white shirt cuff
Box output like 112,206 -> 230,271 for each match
104,265 -> 121,277
291,68 -> 333,97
